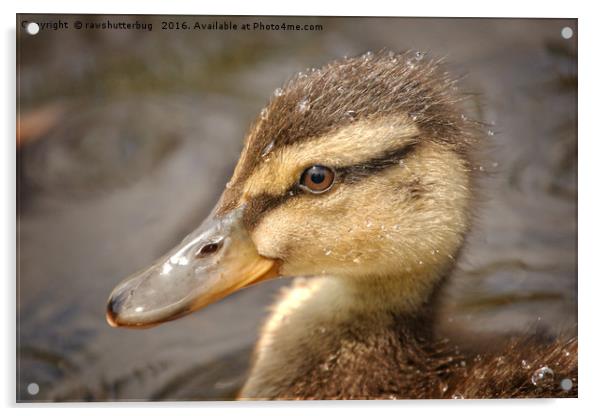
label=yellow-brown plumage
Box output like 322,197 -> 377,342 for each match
106,51 -> 577,400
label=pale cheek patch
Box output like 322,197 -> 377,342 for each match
252,143 -> 471,291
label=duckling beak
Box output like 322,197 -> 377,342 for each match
106,204 -> 279,328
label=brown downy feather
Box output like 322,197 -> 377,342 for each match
224,51 -> 577,400
218,50 -> 483,215
269,313 -> 577,400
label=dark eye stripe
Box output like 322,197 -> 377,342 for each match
242,142 -> 419,230
243,187 -> 300,229
337,142 -> 418,184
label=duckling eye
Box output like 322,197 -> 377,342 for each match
299,165 -> 335,194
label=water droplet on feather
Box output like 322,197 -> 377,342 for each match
531,366 -> 555,387
298,99 -> 310,113
345,110 -> 357,120
261,141 -> 275,158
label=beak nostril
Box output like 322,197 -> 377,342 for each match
196,240 -> 223,258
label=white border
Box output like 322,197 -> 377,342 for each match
6,0 -> 585,17
3,1 -> 600,415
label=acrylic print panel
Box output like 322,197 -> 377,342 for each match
16,15 -> 577,401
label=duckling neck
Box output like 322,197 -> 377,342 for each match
240,271 -> 445,399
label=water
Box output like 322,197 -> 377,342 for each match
261,140 -> 274,158
531,366 -> 555,387
260,108 -> 268,120
297,98 -> 311,113
345,110 -> 358,120
17,16 -> 576,401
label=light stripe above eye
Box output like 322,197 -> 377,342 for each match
242,142 -> 419,229
241,115 -> 419,201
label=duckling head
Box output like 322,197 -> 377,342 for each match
107,51 -> 483,327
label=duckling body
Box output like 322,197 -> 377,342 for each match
242,277 -> 577,399
107,51 -> 577,400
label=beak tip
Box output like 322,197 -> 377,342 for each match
106,297 -> 121,327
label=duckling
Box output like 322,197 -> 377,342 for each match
106,51 -> 577,400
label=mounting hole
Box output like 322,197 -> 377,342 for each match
560,378 -> 573,391
561,26 -> 573,40
25,22 -> 40,35
27,382 -> 40,395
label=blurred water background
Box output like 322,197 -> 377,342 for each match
16,15 -> 577,401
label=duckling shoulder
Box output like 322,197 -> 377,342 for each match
240,277 -> 577,400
